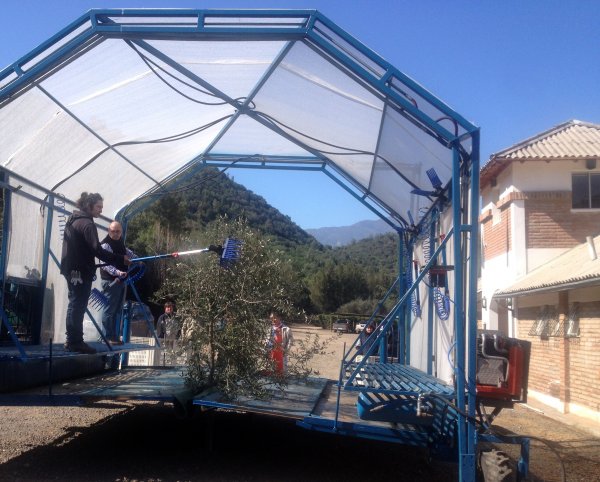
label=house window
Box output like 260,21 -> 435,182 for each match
565,303 -> 580,338
528,305 -> 558,337
572,172 -> 600,209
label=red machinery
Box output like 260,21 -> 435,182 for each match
475,330 -> 531,403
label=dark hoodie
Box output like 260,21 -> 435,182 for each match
60,211 -> 124,282
99,234 -> 129,281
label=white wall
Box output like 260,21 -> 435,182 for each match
512,159 -> 588,191
481,253 -> 516,329
485,159 -> 590,197
410,207 -> 456,384
479,159 -> 591,332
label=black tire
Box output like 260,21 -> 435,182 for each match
478,449 -> 516,482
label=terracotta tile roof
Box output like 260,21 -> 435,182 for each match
495,234 -> 600,297
481,120 -> 600,188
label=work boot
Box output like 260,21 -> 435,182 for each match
64,341 -> 97,354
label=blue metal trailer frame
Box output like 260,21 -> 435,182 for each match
0,9 -> 526,481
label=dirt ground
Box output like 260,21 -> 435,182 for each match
0,325 -> 599,481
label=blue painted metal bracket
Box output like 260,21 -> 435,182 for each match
194,157 -> 404,229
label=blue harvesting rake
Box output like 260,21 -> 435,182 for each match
88,263 -> 147,309
410,168 -> 444,198
88,238 -> 242,308
130,237 -> 242,266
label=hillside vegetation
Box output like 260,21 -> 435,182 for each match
125,168 -> 399,318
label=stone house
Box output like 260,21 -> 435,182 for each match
479,119 -> 600,421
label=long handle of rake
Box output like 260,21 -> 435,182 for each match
131,248 -> 211,263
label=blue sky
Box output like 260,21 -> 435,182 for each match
2,0 -> 599,228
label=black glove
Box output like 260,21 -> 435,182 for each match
208,244 -> 224,256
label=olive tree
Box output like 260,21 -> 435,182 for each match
156,217 -> 330,400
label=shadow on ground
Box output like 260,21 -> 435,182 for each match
0,403 -> 457,482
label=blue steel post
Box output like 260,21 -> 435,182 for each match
452,146 -> 474,481
467,130 -> 481,458
519,437 -> 530,478
404,239 -> 412,365
397,232 -> 406,365
0,171 -> 10,306
38,195 -> 55,344
427,211 -> 436,375
122,301 -> 131,367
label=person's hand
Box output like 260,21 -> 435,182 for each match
123,256 -> 131,266
117,270 -> 127,279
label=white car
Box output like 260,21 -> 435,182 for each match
355,322 -> 367,333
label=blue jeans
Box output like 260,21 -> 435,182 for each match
101,279 -> 125,341
65,276 -> 93,345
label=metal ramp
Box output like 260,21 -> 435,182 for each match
192,374 -> 457,458
193,377 -> 329,420
298,368 -> 459,458
335,279 -> 456,425
309,281 -> 461,453
0,366 -> 191,406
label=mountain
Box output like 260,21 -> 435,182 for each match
127,170 -> 399,314
306,219 -> 395,246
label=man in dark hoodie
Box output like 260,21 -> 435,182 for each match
60,192 -> 131,354
99,221 -> 136,345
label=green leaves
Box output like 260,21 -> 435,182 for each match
156,217 -> 315,400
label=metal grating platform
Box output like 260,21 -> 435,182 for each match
343,363 -> 455,397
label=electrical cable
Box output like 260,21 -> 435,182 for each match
447,340 -> 456,372
434,287 -> 451,320
126,40 -> 256,108
253,110 -> 429,195
124,37 -> 461,224
50,114 -> 234,193
55,34 -> 466,233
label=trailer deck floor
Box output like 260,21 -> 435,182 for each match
0,366 -> 191,405
0,341 -> 157,361
1,366 -> 437,448
192,376 -> 429,439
